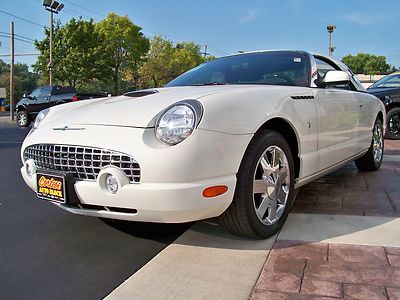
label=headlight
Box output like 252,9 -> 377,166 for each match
155,100 -> 203,145
33,109 -> 49,130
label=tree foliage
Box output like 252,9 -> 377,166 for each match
140,36 -> 210,88
34,13 -> 149,94
95,13 -> 149,94
34,18 -> 105,89
0,60 -> 40,103
342,53 -> 390,75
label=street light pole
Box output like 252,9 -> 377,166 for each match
49,9 -> 53,85
42,0 -> 64,85
9,21 -> 14,121
327,24 -> 336,56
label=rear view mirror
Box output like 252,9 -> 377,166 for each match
320,71 -> 350,87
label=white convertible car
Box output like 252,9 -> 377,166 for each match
21,50 -> 385,238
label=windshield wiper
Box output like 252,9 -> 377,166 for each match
192,82 -> 227,86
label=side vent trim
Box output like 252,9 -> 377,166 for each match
124,90 -> 159,98
291,95 -> 315,100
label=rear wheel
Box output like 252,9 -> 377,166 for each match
385,107 -> 400,140
219,130 -> 295,239
355,118 -> 384,171
16,111 -> 30,127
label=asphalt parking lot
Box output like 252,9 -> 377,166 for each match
0,124 -> 191,300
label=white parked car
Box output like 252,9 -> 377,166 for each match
20,50 -> 385,238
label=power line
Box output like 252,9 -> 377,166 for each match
0,34 -> 35,45
63,0 -> 107,18
0,9 -> 45,28
0,32 -> 36,43
63,7 -> 98,21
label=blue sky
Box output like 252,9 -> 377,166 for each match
0,0 -> 399,68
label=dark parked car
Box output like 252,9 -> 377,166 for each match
16,85 -> 104,127
367,72 -> 400,139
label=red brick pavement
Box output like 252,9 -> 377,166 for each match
293,140 -> 400,217
251,241 -> 400,299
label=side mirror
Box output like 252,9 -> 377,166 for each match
320,70 -> 350,87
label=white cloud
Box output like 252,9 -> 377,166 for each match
344,13 -> 373,25
240,9 -> 257,23
344,13 -> 394,25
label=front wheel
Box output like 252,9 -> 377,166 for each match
219,130 -> 295,239
16,111 -> 30,127
355,118 -> 384,171
385,107 -> 400,140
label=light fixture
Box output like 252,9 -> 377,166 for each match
43,0 -> 64,13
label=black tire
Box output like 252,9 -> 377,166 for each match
355,118 -> 384,171
385,107 -> 400,140
16,111 -> 30,127
219,130 -> 295,239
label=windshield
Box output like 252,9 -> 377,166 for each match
369,73 -> 400,89
166,51 -> 311,87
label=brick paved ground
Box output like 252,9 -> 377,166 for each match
251,139 -> 400,299
293,144 -> 400,217
251,241 -> 400,299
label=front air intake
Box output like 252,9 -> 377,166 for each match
24,144 -> 141,183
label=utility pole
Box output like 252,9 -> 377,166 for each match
9,21 -> 14,121
49,9 -> 53,85
203,44 -> 210,58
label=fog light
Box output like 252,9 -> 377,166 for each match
25,159 -> 37,178
106,174 -> 118,194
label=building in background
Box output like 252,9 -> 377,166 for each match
0,88 -> 5,111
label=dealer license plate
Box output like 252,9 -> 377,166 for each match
36,173 -> 66,203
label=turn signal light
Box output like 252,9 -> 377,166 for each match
203,185 -> 228,198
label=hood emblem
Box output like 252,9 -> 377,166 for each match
53,126 -> 86,131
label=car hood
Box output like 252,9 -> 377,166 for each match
44,86 -> 238,128
367,87 -> 400,96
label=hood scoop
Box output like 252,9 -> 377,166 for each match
124,90 -> 159,98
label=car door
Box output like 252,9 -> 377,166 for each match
29,86 -> 52,116
312,58 -> 361,170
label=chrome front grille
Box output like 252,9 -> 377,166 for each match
24,144 -> 140,183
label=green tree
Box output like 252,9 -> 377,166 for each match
140,36 -> 211,88
95,13 -> 149,94
34,18 -> 105,89
342,53 -> 390,75
0,60 -> 40,103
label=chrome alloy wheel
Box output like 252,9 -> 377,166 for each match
372,121 -> 383,163
253,145 -> 290,225
17,113 -> 27,126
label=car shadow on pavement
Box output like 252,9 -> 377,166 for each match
100,218 -> 193,244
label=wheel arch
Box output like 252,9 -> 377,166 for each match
385,102 -> 400,112
16,105 -> 25,111
254,117 -> 301,180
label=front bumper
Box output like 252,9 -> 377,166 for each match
21,167 -> 236,223
21,126 -> 253,223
